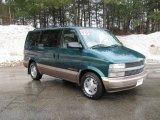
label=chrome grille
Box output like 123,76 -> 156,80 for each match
125,68 -> 144,76
126,60 -> 144,68
125,60 -> 144,76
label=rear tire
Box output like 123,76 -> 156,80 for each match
81,72 -> 104,99
29,62 -> 42,81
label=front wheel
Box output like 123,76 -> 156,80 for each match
81,72 -> 104,99
29,62 -> 42,80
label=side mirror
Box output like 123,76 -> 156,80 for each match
67,42 -> 83,49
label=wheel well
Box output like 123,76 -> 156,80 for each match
79,70 -> 106,91
28,60 -> 35,74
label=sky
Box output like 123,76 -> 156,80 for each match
2,0 -> 5,3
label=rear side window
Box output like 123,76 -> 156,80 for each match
40,30 -> 61,47
26,32 -> 40,48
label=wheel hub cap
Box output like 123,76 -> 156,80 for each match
84,77 -> 98,95
31,65 -> 37,78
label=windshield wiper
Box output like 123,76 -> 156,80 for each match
107,44 -> 121,47
91,44 -> 121,49
91,44 -> 108,48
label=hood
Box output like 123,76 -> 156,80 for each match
91,46 -> 145,63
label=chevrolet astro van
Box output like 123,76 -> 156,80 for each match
24,27 -> 147,99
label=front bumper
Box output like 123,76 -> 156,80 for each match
102,71 -> 147,93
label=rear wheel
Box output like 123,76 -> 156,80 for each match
81,72 -> 104,99
30,62 -> 42,80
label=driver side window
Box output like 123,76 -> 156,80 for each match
62,29 -> 79,48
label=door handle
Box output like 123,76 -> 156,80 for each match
53,53 -> 55,58
53,53 -> 59,59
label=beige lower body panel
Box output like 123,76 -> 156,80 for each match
37,64 -> 79,83
23,60 -> 28,68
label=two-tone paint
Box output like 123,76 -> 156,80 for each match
24,27 -> 147,92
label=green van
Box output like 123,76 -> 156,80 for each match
24,27 -> 147,99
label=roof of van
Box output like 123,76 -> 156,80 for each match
33,26 -> 105,32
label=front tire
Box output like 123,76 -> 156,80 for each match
29,62 -> 42,80
81,72 -> 104,99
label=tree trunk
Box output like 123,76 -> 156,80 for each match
52,10 -> 56,26
117,16 -> 120,30
151,19 -> 154,32
125,17 -> 131,33
46,15 -> 49,27
77,0 -> 80,26
88,0 -> 91,27
81,7 -> 83,26
43,10 -> 46,28
103,2 -> 107,28
59,8 -> 62,26
22,16 -> 25,25
8,6 -> 11,24
146,18 -> 150,33
33,14 -> 37,28
62,8 -> 65,26
73,0 -> 77,25
39,12 -> 42,28
95,4 -> 98,27
84,10 -> 86,27
83,4 -> 86,27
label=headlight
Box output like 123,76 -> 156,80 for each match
109,64 -> 125,69
108,63 -> 125,77
108,72 -> 125,77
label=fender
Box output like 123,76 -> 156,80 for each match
80,66 -> 105,78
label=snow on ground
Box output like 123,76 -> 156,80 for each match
0,25 -> 159,67
117,32 -> 160,64
0,25 -> 34,67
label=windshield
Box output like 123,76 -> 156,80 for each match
79,28 -> 122,48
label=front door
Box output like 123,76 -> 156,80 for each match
57,28 -> 83,83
